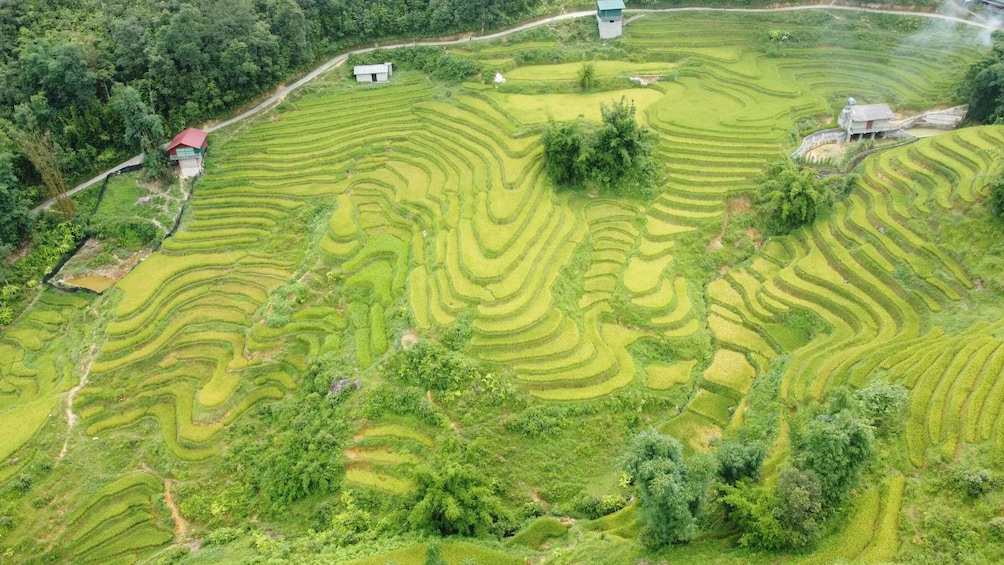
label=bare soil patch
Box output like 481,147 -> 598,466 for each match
401,329 -> 420,349
807,141 -> 850,162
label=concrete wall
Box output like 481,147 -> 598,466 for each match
597,16 -> 622,39
179,157 -> 203,179
356,72 -> 389,83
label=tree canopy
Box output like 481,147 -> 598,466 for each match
407,462 -> 511,537
0,153 -> 31,249
541,97 -> 659,198
751,159 -> 835,235
960,31 -> 1004,125
622,430 -> 713,547
0,0 -> 557,211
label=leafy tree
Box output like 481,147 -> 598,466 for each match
408,462 -> 511,537
752,159 -> 833,235
621,430 -> 713,547
960,32 -> 1004,124
856,380 -> 908,434
8,127 -> 75,219
578,62 -> 596,91
791,406 -> 874,508
589,97 -> 658,195
541,119 -> 592,186
987,172 -> 1004,217
715,437 -> 768,486
541,98 -> 658,197
385,341 -> 483,392
111,85 -> 168,178
773,468 -> 823,547
719,468 -> 822,551
15,33 -> 98,110
720,480 -> 786,550
0,152 -> 31,248
227,360 -> 352,512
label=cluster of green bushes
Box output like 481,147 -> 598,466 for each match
222,358 -> 354,514
961,31 -> 1004,125
750,159 -> 854,235
542,98 -> 659,198
0,214 -> 81,324
718,380 -> 906,551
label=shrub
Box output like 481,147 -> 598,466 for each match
439,312 -> 473,351
621,430 -> 714,547
719,468 -> 822,551
987,172 -> 1004,217
541,98 -> 658,198
502,405 -> 569,437
202,527 -> 243,547
578,62 -> 596,91
856,381 -> 908,433
791,407 -> 874,509
715,437 -> 768,486
408,462 -> 512,537
384,341 -> 482,392
989,516 -> 1004,540
751,160 -> 836,235
947,466 -> 999,499
572,493 -> 627,519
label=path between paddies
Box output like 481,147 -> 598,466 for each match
35,3 -> 1003,212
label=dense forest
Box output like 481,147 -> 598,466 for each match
0,0 -> 556,207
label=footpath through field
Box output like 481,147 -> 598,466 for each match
34,3 -> 1003,213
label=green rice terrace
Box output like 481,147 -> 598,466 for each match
2,10 -> 1004,565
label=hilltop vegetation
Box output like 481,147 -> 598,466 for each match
2,8 -> 1004,565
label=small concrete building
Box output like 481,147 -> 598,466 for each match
838,102 -> 897,141
597,0 -> 625,39
168,128 -> 208,179
354,63 -> 393,83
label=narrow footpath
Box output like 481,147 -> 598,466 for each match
34,3 -> 1003,212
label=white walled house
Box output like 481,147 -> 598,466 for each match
838,103 -> 897,141
597,0 -> 625,39
354,63 -> 393,83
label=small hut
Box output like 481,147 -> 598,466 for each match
838,101 -> 896,141
168,128 -> 208,179
597,0 -> 625,39
354,63 -> 393,83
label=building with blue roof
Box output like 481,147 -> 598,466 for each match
597,0 -> 625,39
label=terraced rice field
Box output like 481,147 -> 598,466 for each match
2,10 -> 1001,563
61,10 -> 1003,477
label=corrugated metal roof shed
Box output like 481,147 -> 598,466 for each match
848,104 -> 895,121
354,63 -> 392,76
168,128 -> 208,152
597,0 -> 626,10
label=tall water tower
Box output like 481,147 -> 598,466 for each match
596,0 -> 625,39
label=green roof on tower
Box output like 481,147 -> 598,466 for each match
597,0 -> 625,10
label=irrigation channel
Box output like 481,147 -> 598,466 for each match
34,3 -> 1004,213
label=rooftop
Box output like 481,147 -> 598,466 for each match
597,0 -> 626,10
168,128 -> 208,152
847,103 -> 896,122
354,63 -> 393,75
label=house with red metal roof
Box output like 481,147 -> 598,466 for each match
168,128 -> 208,178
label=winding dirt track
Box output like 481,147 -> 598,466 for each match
35,3 -> 1002,212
